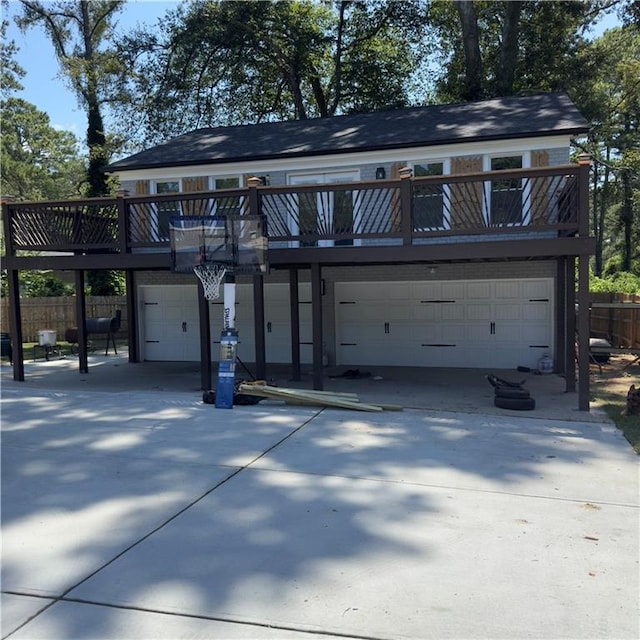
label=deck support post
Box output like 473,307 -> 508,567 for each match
75,270 -> 89,374
289,268 -> 301,381
311,263 -> 323,390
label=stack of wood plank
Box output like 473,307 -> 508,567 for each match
236,382 -> 402,412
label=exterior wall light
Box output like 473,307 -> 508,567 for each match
375,167 -> 386,179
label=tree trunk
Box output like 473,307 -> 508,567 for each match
496,1 -> 522,96
622,166 -> 633,272
454,0 -> 483,100
81,0 -> 109,196
86,98 -> 109,197
592,161 -> 601,275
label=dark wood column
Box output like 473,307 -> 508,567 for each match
7,268 -> 24,381
289,268 -> 301,381
577,254 -> 590,411
125,270 -> 138,362
75,270 -> 88,374
565,258 -> 576,393
555,258 -> 566,374
311,263 -> 323,390
253,275 -> 266,380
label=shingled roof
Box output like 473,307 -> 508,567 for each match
107,92 -> 589,172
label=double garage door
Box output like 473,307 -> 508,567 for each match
141,278 -> 553,369
140,284 -> 312,363
336,279 -> 553,370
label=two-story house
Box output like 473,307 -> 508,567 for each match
2,92 -> 595,409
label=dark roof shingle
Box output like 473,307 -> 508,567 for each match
107,92 -> 589,172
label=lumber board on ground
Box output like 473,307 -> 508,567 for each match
237,384 -> 386,412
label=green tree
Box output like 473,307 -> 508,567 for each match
86,270 -> 125,296
1,18 -> 86,200
1,98 -> 86,200
429,0 -> 609,102
580,25 -> 640,276
114,0 -> 428,144
16,0 -> 126,196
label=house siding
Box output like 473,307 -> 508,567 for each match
118,147 -> 568,196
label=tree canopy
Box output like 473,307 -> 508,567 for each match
113,0 -> 429,144
16,0 -> 126,196
1,18 -> 86,200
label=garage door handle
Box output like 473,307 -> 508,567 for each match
267,322 -> 272,333
490,322 -> 495,334
384,322 -> 390,334
422,343 -> 456,347
182,322 -> 187,332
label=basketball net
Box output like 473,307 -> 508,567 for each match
193,263 -> 227,301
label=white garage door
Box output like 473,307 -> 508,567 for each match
140,283 -> 312,363
140,286 -> 200,361
335,279 -> 553,369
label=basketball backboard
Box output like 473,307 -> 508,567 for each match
170,215 -> 268,275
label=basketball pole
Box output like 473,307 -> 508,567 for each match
215,272 -> 238,409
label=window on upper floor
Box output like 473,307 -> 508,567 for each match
412,161 -> 450,230
155,180 -> 180,240
213,176 -> 242,217
487,155 -> 524,225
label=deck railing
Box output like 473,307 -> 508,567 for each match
4,164 -> 584,256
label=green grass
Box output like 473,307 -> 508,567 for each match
592,390 -> 640,454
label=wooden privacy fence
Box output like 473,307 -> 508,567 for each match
589,293 -> 640,348
0,296 -> 128,343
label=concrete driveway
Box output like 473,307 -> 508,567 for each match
1,381 -> 639,639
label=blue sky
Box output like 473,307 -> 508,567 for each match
4,0 -> 181,135
4,0 -> 622,144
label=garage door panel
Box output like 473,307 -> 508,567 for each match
522,280 -> 550,298
496,324 -> 522,341
442,282 -> 464,299
494,304 -> 521,321
522,325 -> 551,345
336,278 -> 553,370
455,324 -> 487,341
465,282 -> 492,299
141,286 -> 201,361
413,302 -> 463,322
465,304 -> 492,321
494,281 -> 521,298
523,302 -> 549,321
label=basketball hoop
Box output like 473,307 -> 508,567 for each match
193,263 -> 227,300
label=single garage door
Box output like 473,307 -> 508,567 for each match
335,279 -> 553,369
140,283 -> 312,363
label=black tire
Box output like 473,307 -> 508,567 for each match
486,374 -> 526,389
494,387 -> 531,399
494,396 -> 536,411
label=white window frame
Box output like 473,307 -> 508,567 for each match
153,179 -> 182,241
411,158 -> 451,230
482,152 -> 531,226
152,176 -> 244,240
288,170 -> 361,248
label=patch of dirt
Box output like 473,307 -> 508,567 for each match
590,354 -> 639,402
